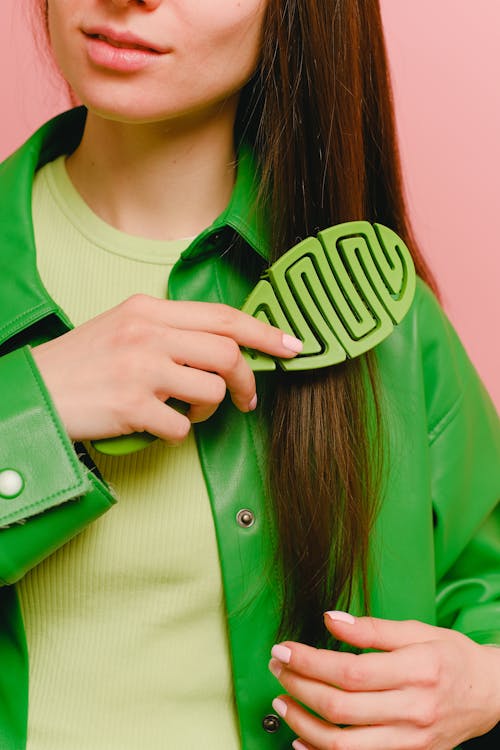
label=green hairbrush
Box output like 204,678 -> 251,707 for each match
241,220 -> 415,369
93,220 -> 415,456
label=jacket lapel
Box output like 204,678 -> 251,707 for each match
0,109 -> 87,345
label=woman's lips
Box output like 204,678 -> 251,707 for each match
84,30 -> 169,72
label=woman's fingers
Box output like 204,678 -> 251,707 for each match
127,296 -> 303,358
123,398 -> 192,445
270,640 -> 436,692
270,613 -> 463,694
272,697 -> 425,750
280,700 -> 446,750
323,612 -> 448,652
269,658 -> 417,726
32,295 -> 304,442
159,328 -> 257,412
269,622 -> 500,750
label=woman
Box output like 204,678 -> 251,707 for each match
0,1 -> 498,748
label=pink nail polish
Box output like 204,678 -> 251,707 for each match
325,610 -> 356,624
268,658 -> 282,679
271,644 -> 291,663
248,394 -> 258,411
272,697 -> 287,717
292,741 -> 308,750
282,333 -> 303,353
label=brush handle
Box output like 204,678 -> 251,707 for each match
91,399 -> 189,456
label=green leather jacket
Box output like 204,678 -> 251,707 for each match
0,109 -> 498,750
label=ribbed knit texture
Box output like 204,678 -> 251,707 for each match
16,156 -> 240,749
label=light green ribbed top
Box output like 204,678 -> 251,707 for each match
17,156 -> 240,749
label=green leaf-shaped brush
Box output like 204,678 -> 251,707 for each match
93,221 -> 415,456
241,220 -> 415,369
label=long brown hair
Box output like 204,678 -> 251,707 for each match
36,0 -> 437,647
237,0 -> 437,646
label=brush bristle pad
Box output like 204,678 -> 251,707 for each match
241,221 -> 416,371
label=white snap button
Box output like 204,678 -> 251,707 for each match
0,469 -> 24,499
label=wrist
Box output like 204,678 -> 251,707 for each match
479,645 -> 500,731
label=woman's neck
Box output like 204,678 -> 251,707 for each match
66,106 -> 238,241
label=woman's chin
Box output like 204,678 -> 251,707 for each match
77,91 -> 239,131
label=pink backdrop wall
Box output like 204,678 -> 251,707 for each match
1,0 -> 499,409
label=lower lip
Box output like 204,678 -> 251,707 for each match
85,36 -> 163,72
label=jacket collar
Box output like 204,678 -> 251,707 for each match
0,107 -> 270,344
0,109 -> 87,344
180,138 -> 270,263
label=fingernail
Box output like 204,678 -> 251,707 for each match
282,333 -> 303,353
292,741 -> 308,750
271,644 -> 292,663
248,393 -> 258,411
325,610 -> 356,624
272,697 -> 287,717
268,658 -> 282,679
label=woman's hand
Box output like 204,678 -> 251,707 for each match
269,612 -> 500,750
31,294 -> 302,443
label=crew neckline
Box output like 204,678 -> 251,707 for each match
41,155 -> 194,265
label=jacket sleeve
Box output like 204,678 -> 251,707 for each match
0,345 -> 115,585
418,286 -> 500,644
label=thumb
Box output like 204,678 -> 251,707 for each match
324,611 -> 441,651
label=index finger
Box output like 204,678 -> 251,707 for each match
146,298 -> 304,358
271,641 -> 434,692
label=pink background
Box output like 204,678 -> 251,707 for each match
1,0 -> 498,409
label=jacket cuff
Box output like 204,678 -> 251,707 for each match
0,471 -> 115,585
0,346 -> 93,526
0,346 -> 116,583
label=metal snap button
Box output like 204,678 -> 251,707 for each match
0,469 -> 24,499
236,509 -> 255,528
262,713 -> 281,733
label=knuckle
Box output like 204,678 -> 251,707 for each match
213,303 -> 238,329
340,656 -> 366,689
412,699 -> 438,728
417,653 -> 441,688
114,318 -> 150,347
426,661 -> 441,687
218,337 -> 242,371
208,376 -> 227,405
111,391 -> 144,430
167,417 -> 191,445
122,293 -> 150,313
319,693 -> 344,724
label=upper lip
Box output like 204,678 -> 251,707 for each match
83,26 -> 169,54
